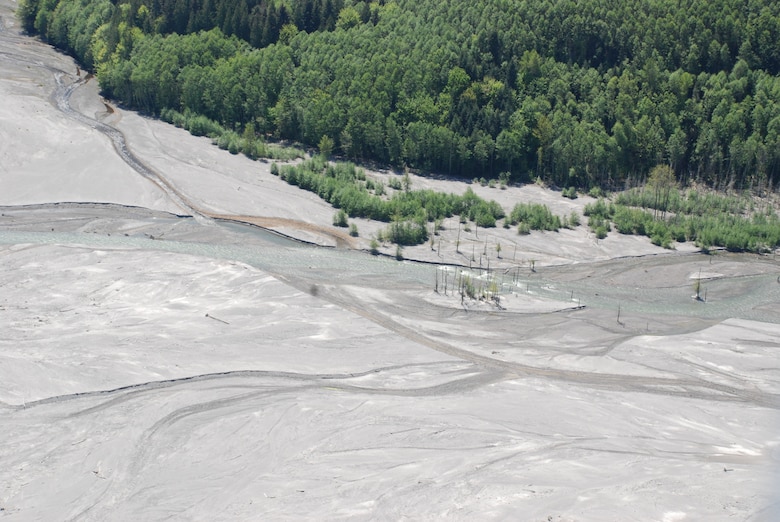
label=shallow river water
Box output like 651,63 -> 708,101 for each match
2,219 -> 779,324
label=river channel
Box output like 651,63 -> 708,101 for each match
2,214 -> 779,325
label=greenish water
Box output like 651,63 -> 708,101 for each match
2,225 -> 779,324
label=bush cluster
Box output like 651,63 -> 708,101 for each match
161,108 -> 303,161
161,108 -> 224,138
507,203 -> 562,232
272,160 -> 506,245
562,187 -> 578,199
614,187 -> 749,216
583,198 -> 613,239
586,191 -> 780,253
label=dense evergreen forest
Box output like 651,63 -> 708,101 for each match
18,0 -> 780,191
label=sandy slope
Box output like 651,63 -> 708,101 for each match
0,15 -> 181,213
1,2 -> 779,520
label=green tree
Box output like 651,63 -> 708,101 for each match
318,135 -> 334,158
646,164 -> 677,219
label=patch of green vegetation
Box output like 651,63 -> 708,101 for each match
507,203 -> 563,232
271,160 -> 506,245
562,186 -> 578,199
333,209 -> 348,227
586,189 -> 780,253
161,108 -> 303,161
614,187 -> 749,216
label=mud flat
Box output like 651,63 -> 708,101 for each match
1,1 -> 779,519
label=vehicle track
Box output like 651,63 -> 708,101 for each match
67,385 -> 313,522
313,284 -> 780,410
59,367 -> 504,520
14,362 -> 464,412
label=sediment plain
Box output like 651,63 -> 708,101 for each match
1,2 -> 779,519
